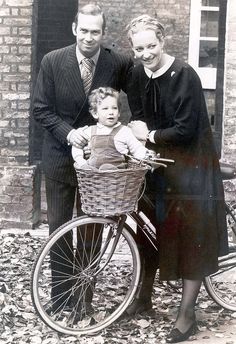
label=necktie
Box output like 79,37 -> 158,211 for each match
81,58 -> 94,95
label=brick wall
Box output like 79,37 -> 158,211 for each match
0,165 -> 41,229
0,0 -> 40,229
222,0 -> 236,198
31,0 -> 77,162
223,0 -> 236,163
0,0 -> 32,166
79,0 -> 190,61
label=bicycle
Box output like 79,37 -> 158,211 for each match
204,162 -> 236,310
31,157 -> 236,336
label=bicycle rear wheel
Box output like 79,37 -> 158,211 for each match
204,201 -> 236,311
31,216 -> 140,335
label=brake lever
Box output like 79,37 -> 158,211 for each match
152,158 -> 175,164
144,160 -> 168,169
126,155 -> 175,170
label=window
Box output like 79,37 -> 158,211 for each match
188,0 -> 219,89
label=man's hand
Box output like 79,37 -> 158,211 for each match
128,120 -> 149,142
68,126 -> 89,148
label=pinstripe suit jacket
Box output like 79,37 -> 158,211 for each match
33,44 -> 133,185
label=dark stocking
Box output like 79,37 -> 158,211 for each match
174,279 -> 202,333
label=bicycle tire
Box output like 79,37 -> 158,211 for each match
204,201 -> 236,311
31,216 -> 141,335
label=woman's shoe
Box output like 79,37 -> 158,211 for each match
166,322 -> 197,343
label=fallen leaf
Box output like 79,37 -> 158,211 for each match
136,319 -> 150,328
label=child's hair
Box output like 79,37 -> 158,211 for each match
88,87 -> 120,118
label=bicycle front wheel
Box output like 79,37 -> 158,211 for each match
31,216 -> 140,335
204,201 -> 236,311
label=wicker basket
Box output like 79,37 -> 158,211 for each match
76,164 -> 148,217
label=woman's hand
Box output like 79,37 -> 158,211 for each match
128,120 -> 149,141
83,145 -> 91,159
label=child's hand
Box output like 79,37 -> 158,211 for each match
145,150 -> 157,160
128,120 -> 149,141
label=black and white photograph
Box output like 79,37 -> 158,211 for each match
0,1 -> 236,343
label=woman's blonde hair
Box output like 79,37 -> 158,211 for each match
88,87 -> 120,118
126,14 -> 165,45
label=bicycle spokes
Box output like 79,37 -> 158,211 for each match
31,217 -> 140,335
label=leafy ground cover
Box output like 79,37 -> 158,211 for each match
0,232 -> 235,344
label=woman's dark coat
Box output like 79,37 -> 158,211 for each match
127,59 -> 228,280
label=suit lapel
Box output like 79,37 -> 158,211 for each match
91,47 -> 113,90
63,44 -> 86,102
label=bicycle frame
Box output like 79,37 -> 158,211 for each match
131,211 -> 158,250
90,215 -> 127,276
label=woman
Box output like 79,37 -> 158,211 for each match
126,14 -> 228,343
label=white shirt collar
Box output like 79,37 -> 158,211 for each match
144,55 -> 175,78
76,46 -> 100,66
96,121 -> 121,129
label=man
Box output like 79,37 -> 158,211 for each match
33,4 -> 133,312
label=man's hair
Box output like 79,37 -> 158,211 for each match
88,87 -> 120,118
126,14 -> 165,45
73,4 -> 106,34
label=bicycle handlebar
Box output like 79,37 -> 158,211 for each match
127,155 -> 175,170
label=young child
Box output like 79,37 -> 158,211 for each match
72,87 -> 153,170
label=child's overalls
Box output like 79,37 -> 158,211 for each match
87,125 -> 126,169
